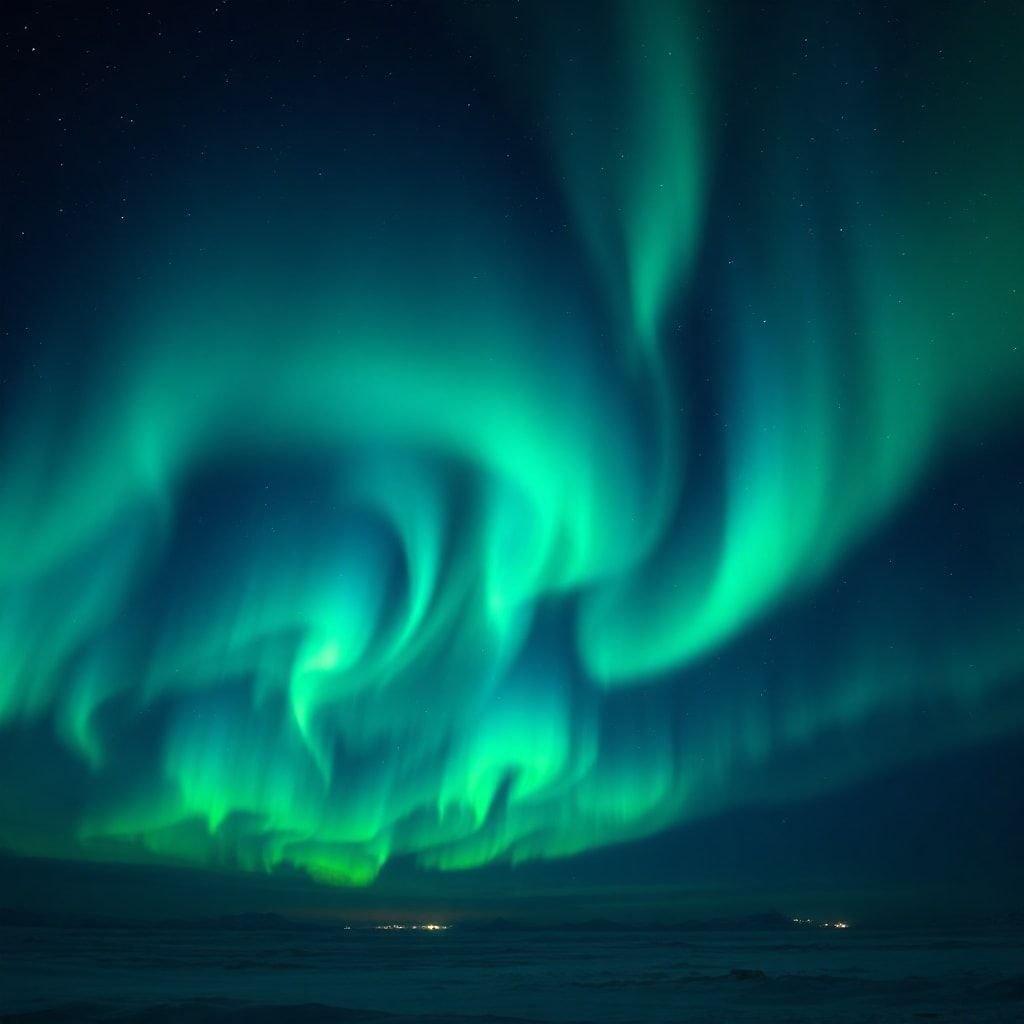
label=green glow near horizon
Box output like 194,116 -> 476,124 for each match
0,1 -> 1022,886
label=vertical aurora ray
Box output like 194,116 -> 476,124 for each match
0,0 -> 1022,888
578,1 -> 1024,682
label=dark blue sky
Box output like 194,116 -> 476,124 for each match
1,0 -> 1022,925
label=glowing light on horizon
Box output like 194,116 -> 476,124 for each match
373,923 -> 448,932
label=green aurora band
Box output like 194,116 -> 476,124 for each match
1,1 -> 1022,886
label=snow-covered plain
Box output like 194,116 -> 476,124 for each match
2,924 -> 1023,1022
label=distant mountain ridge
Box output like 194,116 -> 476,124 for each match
458,911 -> 801,933
0,908 -> 805,932
0,909 -> 329,931
5,906 -> 1023,932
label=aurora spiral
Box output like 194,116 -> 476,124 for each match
1,0 -> 1022,892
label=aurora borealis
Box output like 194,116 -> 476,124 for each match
2,0 -> 1023,906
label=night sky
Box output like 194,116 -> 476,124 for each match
1,1 -> 1023,926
